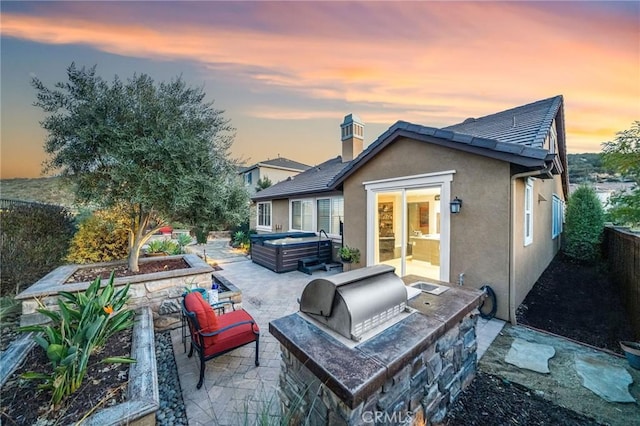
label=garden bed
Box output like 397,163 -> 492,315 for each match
66,258 -> 190,283
516,253 -> 634,354
1,329 -> 132,424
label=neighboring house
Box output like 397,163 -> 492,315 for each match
252,98 -> 569,322
239,157 -> 311,197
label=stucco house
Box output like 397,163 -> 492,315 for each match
239,156 -> 311,196
251,97 -> 569,322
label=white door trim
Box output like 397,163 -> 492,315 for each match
365,171 -> 455,281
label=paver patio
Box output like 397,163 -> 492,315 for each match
172,244 -> 505,425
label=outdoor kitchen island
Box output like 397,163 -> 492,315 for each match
270,267 -> 483,425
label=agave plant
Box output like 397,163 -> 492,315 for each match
20,272 -> 135,405
145,239 -> 166,254
176,233 -> 192,249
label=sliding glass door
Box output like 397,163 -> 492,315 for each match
366,171 -> 453,281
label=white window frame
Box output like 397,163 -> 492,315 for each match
316,196 -> 344,237
256,201 -> 272,231
552,194 -> 564,239
524,178 -> 534,246
290,199 -> 314,232
244,172 -> 253,186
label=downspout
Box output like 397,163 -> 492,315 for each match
509,162 -> 553,325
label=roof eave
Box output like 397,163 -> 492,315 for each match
332,129 -> 552,185
251,187 -> 339,202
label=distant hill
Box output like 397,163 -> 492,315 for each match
567,153 -> 622,184
0,156 -> 628,205
0,177 -> 76,207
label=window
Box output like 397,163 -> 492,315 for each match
552,195 -> 564,238
257,202 -> 271,230
291,200 -> 313,231
244,172 -> 252,185
524,178 -> 533,246
317,197 -> 344,235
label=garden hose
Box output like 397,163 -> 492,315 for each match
479,285 -> 497,320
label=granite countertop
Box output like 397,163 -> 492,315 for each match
269,275 -> 483,409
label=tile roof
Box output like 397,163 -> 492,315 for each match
240,157 -> 311,173
252,156 -> 350,201
444,96 -> 562,148
253,96 -> 565,201
332,96 -> 563,186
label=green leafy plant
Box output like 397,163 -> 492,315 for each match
193,227 -> 209,244
338,246 -> 360,264
66,207 -> 129,264
601,121 -> 640,229
0,202 -> 74,295
33,63 -> 249,272
163,240 -> 182,255
19,273 -> 135,406
563,185 -> 605,262
0,296 -> 20,328
145,239 -> 166,254
176,233 -> 193,250
232,230 -> 250,250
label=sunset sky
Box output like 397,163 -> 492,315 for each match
1,1 -> 638,179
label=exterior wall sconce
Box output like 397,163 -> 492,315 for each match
450,197 -> 462,214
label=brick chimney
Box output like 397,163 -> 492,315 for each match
340,114 -> 364,162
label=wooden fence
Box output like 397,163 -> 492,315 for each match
603,226 -> 640,340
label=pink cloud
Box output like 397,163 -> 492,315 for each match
1,1 -> 637,155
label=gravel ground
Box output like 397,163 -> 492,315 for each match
155,331 -> 188,426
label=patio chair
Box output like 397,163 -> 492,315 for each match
182,291 -> 260,389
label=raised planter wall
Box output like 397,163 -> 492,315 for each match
15,254 -> 217,329
0,307 -> 159,426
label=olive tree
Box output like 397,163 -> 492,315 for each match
601,121 -> 640,228
33,63 -> 248,271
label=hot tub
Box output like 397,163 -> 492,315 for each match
251,235 -> 332,273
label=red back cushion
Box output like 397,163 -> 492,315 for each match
184,292 -> 219,344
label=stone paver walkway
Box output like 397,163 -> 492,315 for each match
171,258 -> 341,425
481,324 -> 640,426
184,238 -> 250,266
172,254 -> 506,425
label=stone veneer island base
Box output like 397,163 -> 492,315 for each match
269,276 -> 483,425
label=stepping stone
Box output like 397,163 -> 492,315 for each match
505,338 -> 555,373
575,354 -> 636,403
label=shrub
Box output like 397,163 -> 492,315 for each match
19,273 -> 135,406
193,227 -> 208,244
563,185 -> 605,262
0,203 -> 74,296
66,208 -> 129,264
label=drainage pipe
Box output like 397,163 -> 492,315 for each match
509,162 -> 553,325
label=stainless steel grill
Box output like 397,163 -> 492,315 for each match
299,264 -> 408,341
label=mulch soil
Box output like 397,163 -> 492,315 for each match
0,328 -> 132,425
516,252 -> 634,355
66,258 -> 191,283
444,371 -> 602,425
444,253 -> 633,425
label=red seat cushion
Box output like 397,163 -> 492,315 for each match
184,292 -> 259,357
184,292 -> 219,350
203,310 -> 259,357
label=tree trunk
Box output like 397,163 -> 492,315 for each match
127,209 -> 159,272
128,246 -> 140,272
